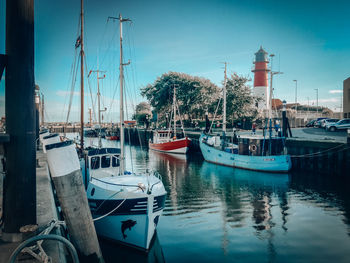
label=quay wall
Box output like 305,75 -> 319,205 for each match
126,129 -> 349,176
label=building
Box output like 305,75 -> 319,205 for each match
252,46 -> 270,111
343,77 -> 350,118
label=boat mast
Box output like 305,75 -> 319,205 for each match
80,0 -> 84,152
88,69 -> 106,148
118,14 -> 130,175
223,62 -> 227,133
173,84 -> 176,138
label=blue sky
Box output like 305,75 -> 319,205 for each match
1,0 -> 350,122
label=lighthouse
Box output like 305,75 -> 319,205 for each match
252,46 -> 270,111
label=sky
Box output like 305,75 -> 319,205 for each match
1,0 -> 350,122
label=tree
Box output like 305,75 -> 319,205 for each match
141,72 -> 220,120
224,73 -> 259,124
132,101 -> 151,125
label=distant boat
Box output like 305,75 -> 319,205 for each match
105,130 -> 119,141
149,84 -> 191,154
199,134 -> 291,173
199,64 -> 291,173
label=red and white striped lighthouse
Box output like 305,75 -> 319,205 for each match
252,46 -> 270,110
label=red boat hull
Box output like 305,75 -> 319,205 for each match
149,137 -> 191,154
106,135 -> 119,141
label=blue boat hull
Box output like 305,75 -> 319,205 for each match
199,134 -> 292,173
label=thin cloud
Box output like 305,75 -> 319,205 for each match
329,89 -> 342,94
56,90 -> 81,97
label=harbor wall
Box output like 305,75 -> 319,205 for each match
49,127 -> 349,176
124,128 -> 349,176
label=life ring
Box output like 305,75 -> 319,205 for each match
249,144 -> 257,153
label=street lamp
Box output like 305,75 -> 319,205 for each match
293,80 -> 297,112
314,88 -> 318,117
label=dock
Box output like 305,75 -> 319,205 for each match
0,146 -> 66,263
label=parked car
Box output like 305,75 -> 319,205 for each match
326,118 -> 350,131
321,118 -> 339,128
314,118 -> 328,128
305,119 -> 317,127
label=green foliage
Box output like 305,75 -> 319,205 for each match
141,71 -> 258,125
225,73 -> 258,121
141,72 -> 220,119
132,101 -> 151,124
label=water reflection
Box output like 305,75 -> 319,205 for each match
63,135 -> 350,262
100,233 -> 165,263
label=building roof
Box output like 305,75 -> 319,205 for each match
271,99 -> 283,110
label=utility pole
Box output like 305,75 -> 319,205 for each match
80,0 -> 85,152
269,54 -> 283,119
3,0 -> 36,241
293,80 -> 297,114
315,88 -> 318,117
307,96 -> 310,119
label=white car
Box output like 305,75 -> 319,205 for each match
326,119 -> 350,132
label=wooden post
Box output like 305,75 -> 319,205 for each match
3,0 -> 36,241
46,141 -> 104,262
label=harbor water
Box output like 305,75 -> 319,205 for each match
78,135 -> 350,263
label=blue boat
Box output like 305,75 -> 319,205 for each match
199,134 -> 292,173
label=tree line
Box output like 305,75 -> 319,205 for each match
135,71 -> 259,128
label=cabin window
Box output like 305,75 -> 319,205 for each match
112,155 -> 120,167
101,155 -> 111,168
91,157 -> 100,170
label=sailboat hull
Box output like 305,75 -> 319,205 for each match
86,175 -> 166,251
89,195 -> 166,250
199,134 -> 291,173
149,137 -> 191,154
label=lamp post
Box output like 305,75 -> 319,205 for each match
293,80 -> 297,113
282,100 -> 287,137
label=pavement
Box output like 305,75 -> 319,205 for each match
0,148 -> 66,263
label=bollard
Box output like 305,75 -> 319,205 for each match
46,141 -> 104,263
347,129 -> 350,145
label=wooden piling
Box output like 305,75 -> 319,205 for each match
2,0 -> 36,240
46,141 -> 104,262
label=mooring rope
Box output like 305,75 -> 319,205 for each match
290,144 -> 349,158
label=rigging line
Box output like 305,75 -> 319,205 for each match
208,97 -> 222,134
84,58 -> 98,123
126,24 -> 138,101
100,22 -> 118,68
66,51 -> 80,123
175,100 -> 186,136
97,17 -> 110,64
63,15 -> 81,122
106,75 -> 120,120
63,48 -> 79,122
124,81 -> 134,175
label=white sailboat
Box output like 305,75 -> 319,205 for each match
199,63 -> 291,173
82,14 -> 167,250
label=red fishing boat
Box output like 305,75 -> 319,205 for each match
149,85 -> 191,154
149,131 -> 191,154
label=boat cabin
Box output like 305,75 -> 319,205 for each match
237,135 -> 285,156
86,148 -> 121,178
152,130 -> 173,144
